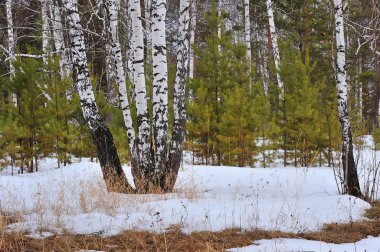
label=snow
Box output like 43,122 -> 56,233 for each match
229,236 -> 380,252
0,160 -> 371,236
1,137 -> 380,250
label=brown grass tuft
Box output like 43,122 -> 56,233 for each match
365,201 -> 380,219
1,202 -> 380,251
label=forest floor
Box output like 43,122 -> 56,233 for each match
1,137 -> 380,251
1,209 -> 380,251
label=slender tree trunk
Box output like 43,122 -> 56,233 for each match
151,0 -> 169,184
63,0 -> 133,193
96,0 -> 118,105
243,0 -> 251,61
6,0 -> 15,76
244,0 -> 252,93
266,0 -> 283,94
333,0 -> 361,197
129,0 -> 152,189
124,0 -> 134,85
50,0 -> 71,78
6,0 -> 17,104
189,0 -> 196,79
103,0 -> 139,180
165,0 -> 191,191
218,0 -> 222,53
144,0 -> 152,58
42,0 -> 51,64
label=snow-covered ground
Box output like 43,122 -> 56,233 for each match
0,137 -> 380,251
229,236 -> 380,252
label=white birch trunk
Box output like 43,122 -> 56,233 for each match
243,0 -> 251,61
218,0 -> 222,53
104,0 -> 138,166
333,0 -> 361,197
189,0 -> 196,79
50,0 -> 72,78
151,0 -> 169,176
42,0 -> 51,64
129,0 -> 151,176
334,0 -> 350,161
266,0 -> 283,93
145,0 -> 152,55
166,0 -> 191,190
63,0 -> 104,129
6,0 -> 15,78
6,0 -> 17,105
105,43 -> 118,103
101,0 -> 117,105
63,0 -> 132,193
124,0 -> 134,84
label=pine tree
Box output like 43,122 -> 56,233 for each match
187,7 -> 225,165
217,41 -> 254,167
187,81 -> 213,165
279,41 -> 320,167
251,80 -> 278,168
42,57 -> 79,167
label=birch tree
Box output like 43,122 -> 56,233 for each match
6,0 -> 18,105
103,0 -> 139,176
189,0 -> 196,79
63,0 -> 133,193
151,0 -> 169,183
218,0 -> 222,53
333,0 -> 361,197
129,0 -> 151,186
266,0 -> 283,94
144,0 -> 152,54
243,0 -> 251,61
123,0 -> 134,84
41,0 -> 51,64
50,0 -> 71,78
165,0 -> 191,191
6,0 -> 15,78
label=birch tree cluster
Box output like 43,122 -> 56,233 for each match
0,0 -> 378,196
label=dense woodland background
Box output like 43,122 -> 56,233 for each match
0,0 -> 379,173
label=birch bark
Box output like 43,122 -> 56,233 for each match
50,0 -> 71,78
165,0 -> 190,191
124,0 -> 134,84
6,0 -> 15,78
63,0 -> 132,193
243,0 -> 251,61
151,0 -> 169,181
189,0 -> 196,79
42,0 -> 51,65
103,0 -> 139,176
266,0 -> 283,94
6,0 -> 17,105
218,0 -> 222,53
129,0 -> 151,183
333,0 -> 361,197
145,0 -> 152,55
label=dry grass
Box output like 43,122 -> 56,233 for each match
0,228 -> 297,252
1,203 -> 380,252
2,169 -> 380,252
365,201 -> 380,219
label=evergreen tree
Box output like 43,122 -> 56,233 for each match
279,41 -> 320,167
217,41 -> 254,167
